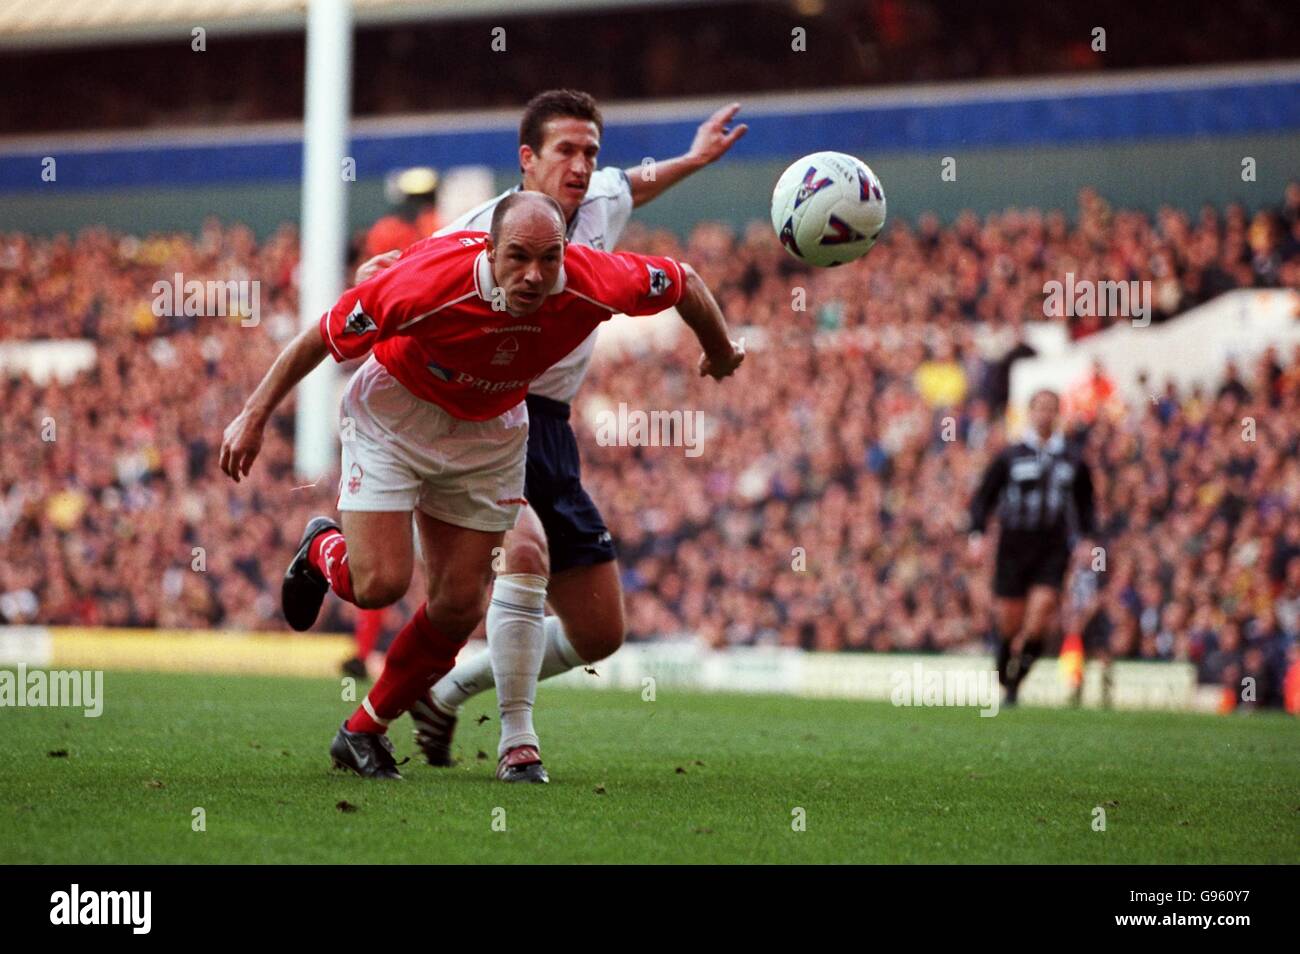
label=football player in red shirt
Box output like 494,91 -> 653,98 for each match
357,90 -> 745,782
219,192 -> 743,778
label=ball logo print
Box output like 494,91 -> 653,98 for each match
794,166 -> 833,208
771,151 -> 887,267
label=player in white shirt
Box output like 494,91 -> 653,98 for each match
358,89 -> 745,781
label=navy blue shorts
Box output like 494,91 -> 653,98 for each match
523,394 -> 617,573
993,529 -> 1070,598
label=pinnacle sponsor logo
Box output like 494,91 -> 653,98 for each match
452,371 -> 537,393
50,884 -> 151,934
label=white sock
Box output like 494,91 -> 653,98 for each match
429,646 -> 493,715
430,613 -> 586,714
485,573 -> 548,756
539,614 -> 584,677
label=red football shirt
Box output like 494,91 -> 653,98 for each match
320,231 -> 686,421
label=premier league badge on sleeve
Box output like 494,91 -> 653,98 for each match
646,264 -> 672,297
343,299 -> 378,336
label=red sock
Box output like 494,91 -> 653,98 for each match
308,529 -> 356,604
355,608 -> 384,658
346,604 -> 466,734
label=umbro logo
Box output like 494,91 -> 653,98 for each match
342,300 -> 377,336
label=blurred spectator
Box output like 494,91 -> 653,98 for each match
2,186 -> 1299,711
3,0 -> 1298,134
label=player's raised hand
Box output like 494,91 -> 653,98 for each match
219,409 -> 266,483
355,249 -> 401,284
688,103 -> 748,166
699,336 -> 745,381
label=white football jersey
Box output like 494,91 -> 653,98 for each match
437,166 -> 635,404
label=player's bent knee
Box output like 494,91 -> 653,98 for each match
505,535 -> 549,577
353,580 -> 407,610
350,568 -> 409,609
425,585 -> 488,637
568,619 -> 626,663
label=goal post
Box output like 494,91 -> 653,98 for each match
295,0 -> 353,479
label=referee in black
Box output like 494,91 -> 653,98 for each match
967,389 -> 1096,705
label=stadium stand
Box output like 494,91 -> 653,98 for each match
2,187 -> 1298,706
3,0 -> 1299,134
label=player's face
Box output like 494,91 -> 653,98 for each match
520,118 -> 601,221
1029,393 -> 1060,436
486,219 -> 566,317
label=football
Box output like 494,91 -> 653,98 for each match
770,151 -> 887,267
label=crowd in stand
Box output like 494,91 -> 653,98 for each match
2,186 -> 1299,707
5,0 -> 1298,135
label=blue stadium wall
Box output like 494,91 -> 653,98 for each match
1,64 -> 1298,238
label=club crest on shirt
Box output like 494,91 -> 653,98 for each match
646,264 -> 672,297
342,300 -> 377,336
491,336 -> 519,366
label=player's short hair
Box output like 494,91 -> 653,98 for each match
489,191 -> 566,245
519,89 -> 603,155
1030,388 -> 1061,408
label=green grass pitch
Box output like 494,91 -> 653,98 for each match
2,669 -> 1296,864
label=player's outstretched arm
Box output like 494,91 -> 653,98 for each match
675,262 -> 744,380
219,325 -> 329,482
625,102 -> 747,208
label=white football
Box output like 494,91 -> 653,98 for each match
770,151 -> 887,267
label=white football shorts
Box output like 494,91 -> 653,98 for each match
336,356 -> 528,532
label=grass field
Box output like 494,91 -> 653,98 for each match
1,669 -> 1297,864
